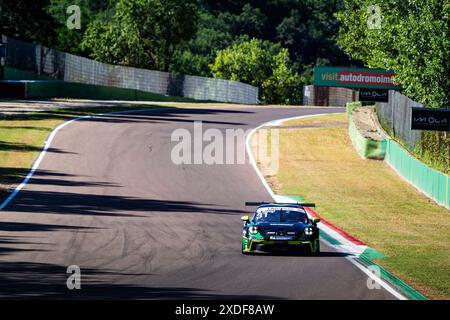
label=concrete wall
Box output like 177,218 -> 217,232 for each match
375,90 -> 423,150
303,85 -> 358,107
2,35 -> 259,105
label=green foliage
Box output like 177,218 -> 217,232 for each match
170,11 -> 233,76
210,38 -> 305,104
0,0 -> 59,46
276,0 -> 351,72
337,0 -> 450,174
4,0 -> 357,105
218,4 -> 267,38
337,0 -> 450,108
46,0 -> 114,55
81,0 -> 199,71
419,132 -> 450,175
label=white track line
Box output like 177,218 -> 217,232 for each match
245,112 -> 407,300
0,108 -> 168,210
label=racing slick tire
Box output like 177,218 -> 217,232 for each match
309,239 -> 320,256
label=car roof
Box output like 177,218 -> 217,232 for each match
255,203 -> 308,213
257,203 -> 302,209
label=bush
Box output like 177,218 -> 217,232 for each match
210,38 -> 305,105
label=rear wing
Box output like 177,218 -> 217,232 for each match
245,202 -> 316,207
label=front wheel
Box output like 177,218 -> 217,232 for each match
242,238 -> 254,254
309,239 -> 320,255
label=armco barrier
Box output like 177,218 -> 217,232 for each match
385,139 -> 450,209
303,85 -> 358,106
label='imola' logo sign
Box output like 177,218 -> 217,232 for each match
359,89 -> 389,103
411,108 -> 450,132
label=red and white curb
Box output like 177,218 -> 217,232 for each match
273,194 -> 367,257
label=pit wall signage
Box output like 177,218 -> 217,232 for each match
314,66 -> 402,90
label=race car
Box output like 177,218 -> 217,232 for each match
241,202 -> 320,255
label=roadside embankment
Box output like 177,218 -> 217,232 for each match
348,102 -> 450,210
346,103 -> 387,160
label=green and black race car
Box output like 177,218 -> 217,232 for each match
241,202 -> 320,255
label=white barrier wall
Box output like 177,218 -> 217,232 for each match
4,36 -> 259,105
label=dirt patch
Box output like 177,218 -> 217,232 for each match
352,106 -> 386,141
265,175 -> 282,193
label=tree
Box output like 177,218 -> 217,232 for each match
210,38 -> 305,104
218,4 -> 267,38
0,0 -> 59,46
200,0 -> 354,78
337,0 -> 450,173
276,0 -> 354,74
336,0 -> 450,108
82,0 -> 200,71
170,10 -> 233,76
46,0 -> 115,55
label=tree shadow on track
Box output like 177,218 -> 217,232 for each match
4,106 -> 254,124
0,168 -> 83,186
0,261 -> 279,300
4,190 -> 245,218
0,221 -> 98,233
0,222 -> 98,256
248,246 -> 351,258
82,107 -> 253,126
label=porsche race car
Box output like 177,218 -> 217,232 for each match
241,202 -> 320,255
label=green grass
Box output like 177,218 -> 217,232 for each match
262,113 -> 450,299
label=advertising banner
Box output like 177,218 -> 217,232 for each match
314,66 -> 402,90
359,88 -> 389,102
411,108 -> 450,131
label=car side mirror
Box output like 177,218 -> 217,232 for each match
312,217 -> 321,224
241,215 -> 250,223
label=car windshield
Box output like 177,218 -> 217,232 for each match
253,207 -> 309,224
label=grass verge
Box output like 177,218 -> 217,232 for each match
261,113 -> 450,299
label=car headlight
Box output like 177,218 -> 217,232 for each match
304,227 -> 313,236
249,226 -> 258,234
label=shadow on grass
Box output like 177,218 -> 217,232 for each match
0,141 -> 75,154
0,168 -> 78,186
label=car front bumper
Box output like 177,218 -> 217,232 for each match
242,237 -> 319,252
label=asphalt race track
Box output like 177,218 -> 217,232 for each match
0,106 -> 397,299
